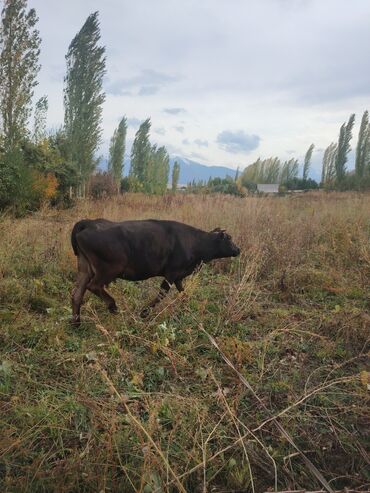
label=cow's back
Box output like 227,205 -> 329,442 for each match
73,219 -> 207,281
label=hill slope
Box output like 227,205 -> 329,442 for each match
169,156 -> 237,184
99,156 -> 237,184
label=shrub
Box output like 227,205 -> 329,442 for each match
89,171 -> 116,198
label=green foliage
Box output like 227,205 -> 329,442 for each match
0,146 -> 53,215
0,0 -> 41,149
121,175 -> 143,193
334,173 -> 370,191
188,176 -> 245,196
108,116 -> 127,192
285,177 -> 318,190
63,11 -> 106,197
0,147 -> 25,209
171,160 -> 180,191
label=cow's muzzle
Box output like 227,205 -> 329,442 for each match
232,246 -> 240,257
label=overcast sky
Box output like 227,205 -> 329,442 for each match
28,0 -> 370,174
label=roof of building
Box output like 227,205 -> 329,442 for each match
256,183 -> 279,193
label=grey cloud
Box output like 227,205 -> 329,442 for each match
138,85 -> 159,96
189,152 -> 206,160
217,130 -> 260,154
127,117 -> 143,127
174,126 -> 184,133
182,139 -> 190,145
106,69 -> 180,96
163,108 -> 186,115
166,144 -> 183,155
154,127 -> 166,135
194,139 -> 208,147
105,79 -> 132,96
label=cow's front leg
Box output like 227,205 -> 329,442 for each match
140,279 -> 171,318
175,279 -> 184,292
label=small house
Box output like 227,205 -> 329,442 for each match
257,183 -> 279,193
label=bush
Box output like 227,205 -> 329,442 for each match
188,176 -> 246,196
89,171 -> 116,198
284,177 -> 319,190
335,173 -> 370,191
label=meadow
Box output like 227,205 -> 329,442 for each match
0,192 -> 369,492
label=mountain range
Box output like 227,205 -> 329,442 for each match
98,156 -> 237,184
169,156 -> 237,184
98,154 -> 329,183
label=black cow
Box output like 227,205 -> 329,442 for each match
70,218 -> 240,325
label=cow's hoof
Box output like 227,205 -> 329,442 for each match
70,317 -> 81,327
140,307 -> 150,319
109,303 -> 118,314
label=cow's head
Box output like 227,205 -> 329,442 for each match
210,227 -> 240,258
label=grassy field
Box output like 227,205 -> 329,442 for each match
0,192 -> 369,492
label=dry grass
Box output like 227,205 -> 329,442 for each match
0,191 -> 369,492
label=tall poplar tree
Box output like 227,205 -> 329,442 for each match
108,116 -> 127,193
335,113 -> 355,184
33,95 -> 48,143
130,118 -> 151,184
64,11 -> 106,197
172,161 -> 180,191
280,158 -> 299,184
355,110 -> 369,178
321,142 -> 338,186
303,143 -> 314,180
321,146 -> 329,184
153,145 -> 170,194
0,0 -> 41,149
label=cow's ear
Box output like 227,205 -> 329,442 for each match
211,227 -> 226,234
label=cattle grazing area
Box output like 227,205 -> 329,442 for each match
0,192 -> 369,492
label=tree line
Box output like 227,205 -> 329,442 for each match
238,112 -> 369,193
189,115 -> 369,196
0,1 -> 179,214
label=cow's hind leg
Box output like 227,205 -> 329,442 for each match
71,271 -> 91,326
88,284 -> 118,314
140,279 -> 171,318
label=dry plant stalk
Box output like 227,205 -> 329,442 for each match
197,322 -> 335,493
94,361 -> 187,493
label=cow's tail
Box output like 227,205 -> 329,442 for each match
71,220 -> 92,256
